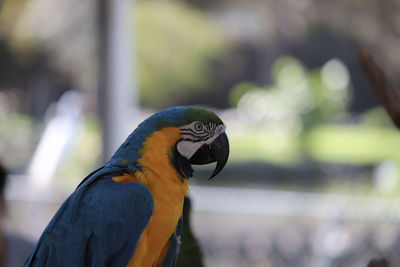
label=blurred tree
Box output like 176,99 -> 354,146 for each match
1,0 -> 231,109
0,0 -> 73,119
7,0 -> 97,92
231,56 -> 351,132
136,0 -> 228,108
202,0 -> 400,112
0,113 -> 34,171
2,0 -> 399,112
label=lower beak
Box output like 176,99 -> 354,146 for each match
189,132 -> 229,179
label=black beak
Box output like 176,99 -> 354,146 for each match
189,132 -> 229,179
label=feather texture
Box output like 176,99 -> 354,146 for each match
25,167 -> 153,266
25,106 -> 225,267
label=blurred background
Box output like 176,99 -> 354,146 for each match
0,0 -> 400,266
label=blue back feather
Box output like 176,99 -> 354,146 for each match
25,169 -> 154,266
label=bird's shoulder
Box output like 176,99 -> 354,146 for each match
77,175 -> 154,223
44,167 -> 154,241
25,168 -> 154,266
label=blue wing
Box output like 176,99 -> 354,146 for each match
25,167 -> 154,267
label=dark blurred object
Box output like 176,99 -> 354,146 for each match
0,163 -> 34,267
359,48 -> 400,129
367,258 -> 390,267
175,197 -> 204,267
0,165 -> 6,196
0,39 -> 71,119
360,49 -> 397,267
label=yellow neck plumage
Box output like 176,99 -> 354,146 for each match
113,127 -> 189,267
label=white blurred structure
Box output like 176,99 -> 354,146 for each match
189,185 -> 400,222
27,91 -> 83,188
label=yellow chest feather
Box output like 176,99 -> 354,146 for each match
113,127 -> 189,267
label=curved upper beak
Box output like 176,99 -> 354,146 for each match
189,132 -> 229,179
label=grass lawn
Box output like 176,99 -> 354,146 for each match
229,124 -> 400,165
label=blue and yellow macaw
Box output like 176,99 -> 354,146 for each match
25,106 -> 229,267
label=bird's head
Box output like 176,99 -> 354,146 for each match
172,107 -> 229,179
108,106 -> 229,179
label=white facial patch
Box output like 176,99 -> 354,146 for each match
177,141 -> 204,160
176,123 -> 226,159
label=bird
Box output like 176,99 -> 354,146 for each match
24,106 -> 229,267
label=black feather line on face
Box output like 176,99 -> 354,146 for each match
179,134 -> 212,143
179,131 -> 208,139
170,145 -> 193,179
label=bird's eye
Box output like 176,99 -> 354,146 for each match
194,122 -> 203,131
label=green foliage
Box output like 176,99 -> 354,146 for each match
272,56 -> 306,89
231,55 -> 351,133
0,113 -> 34,170
228,127 -> 300,164
229,82 -> 256,107
360,107 -> 395,128
227,55 -> 400,168
228,121 -> 400,167
305,124 -> 400,164
136,0 -> 228,108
